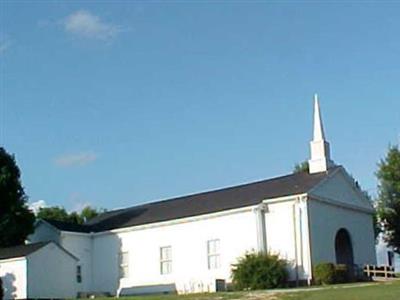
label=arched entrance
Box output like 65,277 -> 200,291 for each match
335,228 -> 354,266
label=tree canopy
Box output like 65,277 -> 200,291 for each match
293,160 -> 309,173
0,147 -> 35,247
376,145 -> 400,253
37,205 -> 104,224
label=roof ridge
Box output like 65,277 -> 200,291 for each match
87,172 -> 302,224
86,168 -> 334,232
100,170 -> 315,212
49,167 -> 339,232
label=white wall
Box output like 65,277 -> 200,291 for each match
265,198 -> 312,281
0,258 -> 27,299
308,168 -> 376,268
91,232 -> 120,294
308,199 -> 376,266
27,243 -> 78,298
91,208 -> 258,295
60,233 -> 93,292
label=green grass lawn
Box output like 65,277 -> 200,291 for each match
279,281 -> 400,300
93,280 -> 400,300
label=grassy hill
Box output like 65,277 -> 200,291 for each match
101,280 -> 400,300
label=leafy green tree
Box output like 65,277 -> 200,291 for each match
80,206 -> 103,223
69,211 -> 82,224
376,145 -> 400,253
37,206 -> 70,222
37,205 -> 103,224
293,160 -> 309,173
0,147 -> 35,247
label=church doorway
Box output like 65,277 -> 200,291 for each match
335,228 -> 354,266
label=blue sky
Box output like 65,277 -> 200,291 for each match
1,1 -> 399,212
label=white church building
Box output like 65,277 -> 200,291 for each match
1,96 -> 376,298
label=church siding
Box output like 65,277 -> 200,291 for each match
91,208 -> 258,295
307,199 -> 376,268
264,198 -> 312,282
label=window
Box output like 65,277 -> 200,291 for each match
207,239 -> 220,269
76,265 -> 82,283
119,251 -> 129,278
160,246 -> 172,274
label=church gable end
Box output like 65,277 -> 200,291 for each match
307,167 -> 374,212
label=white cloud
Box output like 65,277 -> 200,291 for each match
54,152 -> 98,167
63,10 -> 120,40
29,200 -> 48,214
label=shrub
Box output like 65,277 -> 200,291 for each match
313,262 -> 336,285
231,252 -> 288,290
334,264 -> 350,283
314,263 -> 355,285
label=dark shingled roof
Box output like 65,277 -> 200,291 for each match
43,168 -> 338,233
0,242 -> 50,260
43,219 -> 92,233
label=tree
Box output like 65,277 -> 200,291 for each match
0,147 -> 35,247
37,205 -> 103,224
80,206 -> 102,223
37,206 -> 70,222
293,160 -> 309,173
376,145 -> 400,253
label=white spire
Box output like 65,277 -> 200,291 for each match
308,94 -> 334,173
313,94 -> 325,141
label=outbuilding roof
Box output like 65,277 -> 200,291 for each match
42,167 -> 339,233
43,219 -> 92,233
0,241 -> 49,260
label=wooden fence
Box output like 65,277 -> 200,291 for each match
364,265 -> 396,279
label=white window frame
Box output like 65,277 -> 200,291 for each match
160,246 -> 172,275
119,251 -> 129,279
207,239 -> 221,270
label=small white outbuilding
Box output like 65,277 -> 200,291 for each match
0,241 -> 78,299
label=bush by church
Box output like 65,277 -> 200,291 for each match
313,262 -> 355,285
231,252 -> 288,290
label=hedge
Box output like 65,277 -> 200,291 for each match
231,252 -> 288,290
313,262 -> 354,285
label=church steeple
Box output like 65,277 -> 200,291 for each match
308,94 -> 334,173
313,94 -> 325,141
